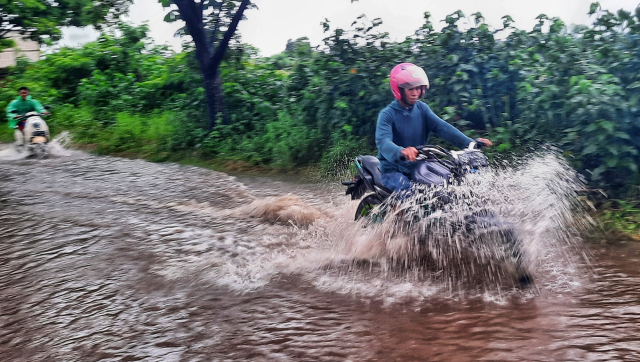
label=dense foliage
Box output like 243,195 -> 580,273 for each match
2,3 -> 640,202
0,0 -> 131,46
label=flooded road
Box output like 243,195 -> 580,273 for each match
1,145 -> 639,361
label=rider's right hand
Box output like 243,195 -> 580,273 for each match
401,147 -> 418,162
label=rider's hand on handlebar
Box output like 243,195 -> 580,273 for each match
476,138 -> 493,148
401,147 -> 419,162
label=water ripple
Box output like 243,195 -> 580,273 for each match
1,147 -> 639,361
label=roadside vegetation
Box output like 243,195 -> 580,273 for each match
2,3 -> 640,239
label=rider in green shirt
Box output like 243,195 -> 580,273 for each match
6,87 -> 48,129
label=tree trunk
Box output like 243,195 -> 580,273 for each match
203,71 -> 218,130
172,0 -> 250,132
213,73 -> 229,126
200,70 -> 226,130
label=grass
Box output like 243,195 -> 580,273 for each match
0,124 -> 14,143
49,109 -> 318,179
91,112 -> 174,156
597,200 -> 640,241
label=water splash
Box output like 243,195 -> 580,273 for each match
236,193 -> 326,227
0,131 -> 74,160
0,140 -> 29,160
302,149 -> 593,300
48,131 -> 74,156
158,149 -> 592,302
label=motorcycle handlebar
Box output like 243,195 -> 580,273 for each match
13,112 -> 49,120
399,143 -> 485,161
399,145 -> 450,161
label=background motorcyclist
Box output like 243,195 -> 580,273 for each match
6,86 -> 49,131
375,63 -> 492,193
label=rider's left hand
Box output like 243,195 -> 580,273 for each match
401,147 -> 419,161
477,138 -> 493,147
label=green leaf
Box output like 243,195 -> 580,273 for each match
591,165 -> 607,179
598,120 -> 615,132
334,100 -> 348,109
617,9 -> 632,21
20,0 -> 46,9
164,10 -> 181,22
615,132 -> 631,139
502,15 -> 514,28
585,123 -> 598,132
569,75 -> 583,87
582,144 -> 598,155
497,143 -> 512,152
563,126 -> 582,133
447,54 -> 460,64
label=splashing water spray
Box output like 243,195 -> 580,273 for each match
314,147 -> 594,297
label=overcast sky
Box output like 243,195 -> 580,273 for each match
60,0 -> 640,56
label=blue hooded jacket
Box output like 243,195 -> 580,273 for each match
375,100 -> 473,174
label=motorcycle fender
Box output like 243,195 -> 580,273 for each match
346,178 -> 367,200
32,136 -> 47,144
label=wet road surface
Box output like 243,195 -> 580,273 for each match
1,146 -> 639,361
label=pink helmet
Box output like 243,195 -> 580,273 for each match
389,63 -> 430,100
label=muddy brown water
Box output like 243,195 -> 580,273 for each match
1,145 -> 639,361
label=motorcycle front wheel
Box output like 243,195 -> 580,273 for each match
355,194 -> 383,221
465,211 -> 533,287
33,143 -> 48,159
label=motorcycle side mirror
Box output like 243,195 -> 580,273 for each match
10,110 -> 18,114
44,105 -> 51,110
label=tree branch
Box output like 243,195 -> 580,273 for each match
0,26 -> 15,39
209,5 -> 224,49
172,0 -> 211,61
208,0 -> 249,72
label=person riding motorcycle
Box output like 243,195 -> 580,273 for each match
6,87 -> 49,134
375,63 -> 492,193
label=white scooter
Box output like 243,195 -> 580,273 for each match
10,109 -> 51,158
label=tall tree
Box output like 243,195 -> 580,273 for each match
159,0 -> 253,130
0,0 -> 132,46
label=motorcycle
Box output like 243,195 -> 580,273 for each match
342,143 -> 489,219
10,109 -> 51,159
341,144 -> 533,286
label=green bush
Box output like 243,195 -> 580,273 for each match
93,111 -> 174,155
2,4 -> 640,201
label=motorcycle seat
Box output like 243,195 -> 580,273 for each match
358,155 -> 391,192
